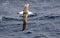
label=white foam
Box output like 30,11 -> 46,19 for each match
0,16 -> 2,20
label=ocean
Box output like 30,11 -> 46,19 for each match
0,0 -> 60,38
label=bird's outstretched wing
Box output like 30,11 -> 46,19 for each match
18,11 -> 33,15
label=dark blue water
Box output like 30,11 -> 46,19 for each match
0,0 -> 60,38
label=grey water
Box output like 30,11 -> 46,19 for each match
0,0 -> 60,38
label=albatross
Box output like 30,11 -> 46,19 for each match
17,2 -> 32,31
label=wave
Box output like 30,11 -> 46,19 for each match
2,16 -> 23,21
2,13 -> 37,21
39,15 -> 60,20
29,15 -> 60,20
1,15 -> 60,21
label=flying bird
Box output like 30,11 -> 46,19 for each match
17,2 -> 34,31
22,2 -> 29,31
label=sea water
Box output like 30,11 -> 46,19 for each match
0,0 -> 60,38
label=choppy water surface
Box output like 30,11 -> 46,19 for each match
0,0 -> 60,38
